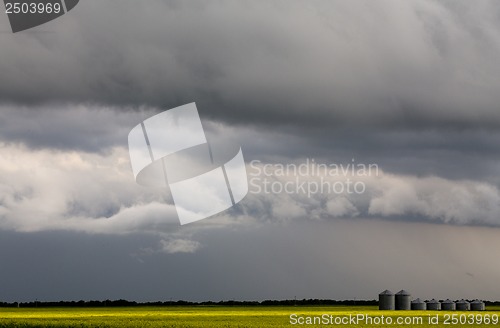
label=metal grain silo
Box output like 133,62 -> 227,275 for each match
395,290 -> 411,310
426,299 -> 441,310
379,290 -> 395,310
441,299 -> 456,311
456,299 -> 470,311
411,298 -> 426,310
470,300 -> 485,311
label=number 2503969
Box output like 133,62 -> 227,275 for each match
443,314 -> 498,325
5,2 -> 62,14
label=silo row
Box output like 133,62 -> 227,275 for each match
379,290 -> 485,311
378,290 -> 411,310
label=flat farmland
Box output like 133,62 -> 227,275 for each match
0,305 -> 498,327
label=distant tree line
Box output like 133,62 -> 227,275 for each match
3,299 -> 498,308
0,299 -> 378,308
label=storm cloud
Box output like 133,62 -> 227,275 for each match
1,0 -> 500,302
1,1 -> 500,129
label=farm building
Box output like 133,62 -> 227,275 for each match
471,300 -> 485,311
456,300 -> 470,311
411,298 -> 426,310
395,290 -> 411,310
441,299 -> 456,311
379,290 -> 485,311
426,299 -> 441,311
378,290 -> 395,310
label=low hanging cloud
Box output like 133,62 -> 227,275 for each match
368,175 -> 500,225
1,129 -> 500,238
244,161 -> 500,227
0,142 -> 174,234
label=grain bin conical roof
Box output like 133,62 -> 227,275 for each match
379,290 -> 394,295
396,290 -> 410,295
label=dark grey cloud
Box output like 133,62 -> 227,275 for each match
0,104 -> 149,152
1,0 -> 499,186
2,104 -> 500,186
1,0 -> 500,130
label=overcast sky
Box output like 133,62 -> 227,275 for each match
1,0 -> 500,303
